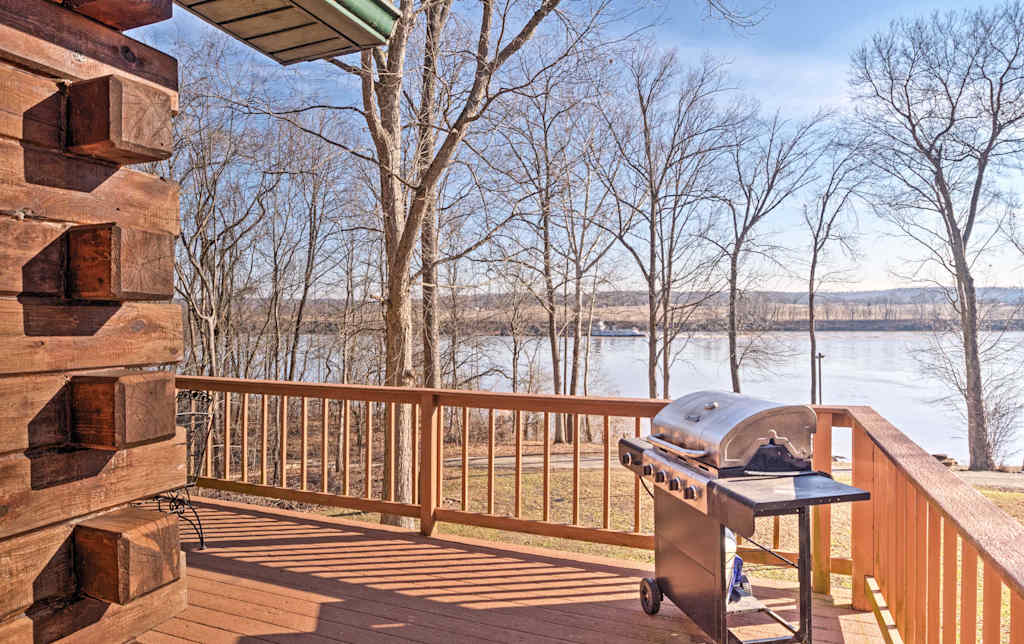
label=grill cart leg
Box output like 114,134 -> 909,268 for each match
796,506 -> 812,642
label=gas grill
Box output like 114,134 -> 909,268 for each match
619,391 -> 869,644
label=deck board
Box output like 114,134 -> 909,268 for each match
145,498 -> 883,643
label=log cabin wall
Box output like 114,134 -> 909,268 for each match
0,1 -> 187,642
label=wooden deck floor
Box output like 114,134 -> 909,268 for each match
138,498 -> 884,644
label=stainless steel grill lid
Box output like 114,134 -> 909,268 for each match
651,390 -> 816,471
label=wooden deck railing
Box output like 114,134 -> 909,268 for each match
175,376 -> 1024,643
816,406 -> 1024,644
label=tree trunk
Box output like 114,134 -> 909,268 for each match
728,252 -> 741,394
808,261 -> 817,404
647,238 -> 658,399
955,258 -> 992,469
382,270 -> 414,525
543,201 -> 564,442
660,285 -> 671,399
568,268 -> 583,396
422,203 -> 440,389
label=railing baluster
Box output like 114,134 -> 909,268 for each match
851,423 -> 874,611
911,486 -> 926,641
436,408 -> 444,506
260,395 -> 268,485
412,403 -> 419,504
365,402 -> 373,499
321,398 -> 328,493
386,402 -> 395,502
572,414 -> 579,526
888,458 -> 898,604
241,393 -> 249,483
488,408 -> 495,515
927,503 -> 940,644
634,417 -> 641,533
342,399 -> 350,495
461,406 -> 469,512
895,472 -> 907,631
942,517 -> 957,644
280,395 -> 289,488
301,397 -> 308,491
206,391 -> 214,477
542,412 -> 550,522
514,410 -> 522,518
961,538 -> 978,644
188,395 -> 196,476
982,558 -> 1001,644
602,415 -> 610,530
1011,590 -> 1023,644
224,392 -> 231,480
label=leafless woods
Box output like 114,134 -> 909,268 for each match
162,1 -> 1024,473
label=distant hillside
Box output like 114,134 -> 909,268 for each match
283,286 -> 1024,335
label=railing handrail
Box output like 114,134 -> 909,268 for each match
174,375 -> 670,417
839,404 -> 1024,600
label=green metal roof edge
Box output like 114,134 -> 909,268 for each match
330,0 -> 399,42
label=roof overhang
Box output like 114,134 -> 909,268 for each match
176,0 -> 399,65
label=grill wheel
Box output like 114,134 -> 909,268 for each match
639,577 -> 662,615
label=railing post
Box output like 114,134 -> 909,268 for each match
812,411 -> 832,595
419,393 -> 438,536
851,420 -> 875,610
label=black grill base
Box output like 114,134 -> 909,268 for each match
653,488 -> 812,644
655,488 -> 727,641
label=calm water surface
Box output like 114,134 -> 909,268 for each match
482,331 -> 1024,463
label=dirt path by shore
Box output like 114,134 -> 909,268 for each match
955,469 -> 1024,491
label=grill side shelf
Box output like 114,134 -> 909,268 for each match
708,473 -> 869,537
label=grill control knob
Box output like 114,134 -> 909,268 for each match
683,485 -> 698,500
621,453 -> 633,466
668,478 -> 682,491
641,464 -> 654,476
654,470 -> 667,483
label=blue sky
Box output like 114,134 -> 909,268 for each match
137,1 -> 1022,292
648,0 -> 980,117
643,0 -> 1023,290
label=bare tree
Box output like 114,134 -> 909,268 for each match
803,134 -> 865,403
711,110 -> 825,393
317,0 -> 611,523
600,51 -> 734,398
851,2 -> 1024,469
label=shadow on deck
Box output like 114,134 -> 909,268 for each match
139,498 -> 883,644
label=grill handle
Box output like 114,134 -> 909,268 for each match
646,434 -> 708,459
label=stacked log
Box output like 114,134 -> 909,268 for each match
0,1 -> 186,641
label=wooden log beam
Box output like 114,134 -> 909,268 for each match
0,426 -> 186,539
0,139 -> 180,236
0,373 -> 70,455
57,0 -> 172,31
0,522 -> 75,621
0,60 -> 62,149
0,0 -> 178,111
73,507 -> 180,604
67,223 -> 174,300
67,75 -> 173,165
0,554 -> 187,644
70,370 -> 175,449
0,298 -> 183,375
0,217 -> 67,297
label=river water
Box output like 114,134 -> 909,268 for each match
480,331 -> 1024,464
